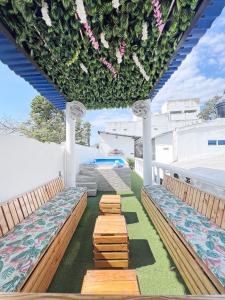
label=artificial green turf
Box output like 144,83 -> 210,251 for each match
48,172 -> 188,295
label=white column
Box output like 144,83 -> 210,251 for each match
142,104 -> 153,186
65,102 -> 76,187
132,100 -> 153,186
65,101 -> 86,188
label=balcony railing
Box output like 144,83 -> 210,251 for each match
134,158 -> 225,199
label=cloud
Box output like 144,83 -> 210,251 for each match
152,9 -> 225,112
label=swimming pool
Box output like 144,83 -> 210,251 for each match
89,158 -> 126,166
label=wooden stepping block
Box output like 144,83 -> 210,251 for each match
81,270 -> 140,295
93,215 -> 129,268
99,195 -> 121,215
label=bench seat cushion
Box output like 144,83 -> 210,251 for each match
143,185 -> 225,288
0,187 -> 86,292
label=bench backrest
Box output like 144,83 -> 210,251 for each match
163,175 -> 225,230
0,177 -> 64,237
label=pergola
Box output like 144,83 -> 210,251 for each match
0,0 -> 224,187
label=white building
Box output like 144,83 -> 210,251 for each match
161,98 -> 200,121
99,98 -> 201,158
105,98 -> 201,138
98,131 -> 136,159
153,118 -> 225,163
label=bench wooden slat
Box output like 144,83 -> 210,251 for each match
216,200 -> 225,228
23,194 -> 32,215
45,183 -> 52,199
40,187 -> 49,203
48,181 -> 54,197
31,191 -> 39,209
8,201 -> 20,225
18,196 -> 29,218
13,198 -> 24,222
197,191 -> 205,214
206,195 -> 214,219
50,180 -> 56,196
201,193 -> 209,216
48,182 -> 54,198
27,193 -> 36,212
34,190 -> 42,207
53,179 -> 58,195
2,203 -> 14,231
211,198 -> 220,223
220,209 -> 225,230
0,206 -> 9,236
36,188 -> 44,205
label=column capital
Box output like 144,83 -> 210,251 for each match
132,100 -> 150,119
66,101 -> 86,120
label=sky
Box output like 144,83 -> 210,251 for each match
0,7 -> 225,144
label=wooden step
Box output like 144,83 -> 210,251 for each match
93,235 -> 128,244
94,251 -> 129,260
81,269 -> 140,295
94,243 -> 128,252
94,259 -> 129,269
99,208 -> 121,214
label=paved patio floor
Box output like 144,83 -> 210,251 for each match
48,172 -> 188,295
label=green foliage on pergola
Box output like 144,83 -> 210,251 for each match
0,0 -> 200,109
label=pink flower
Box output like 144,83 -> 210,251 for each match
83,22 -> 99,50
151,0 -> 165,33
100,57 -> 117,77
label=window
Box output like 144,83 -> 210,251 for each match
218,140 -> 225,145
170,111 -> 182,114
184,110 -> 196,113
208,140 -> 217,145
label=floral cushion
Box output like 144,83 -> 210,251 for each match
144,185 -> 225,287
0,187 -> 86,292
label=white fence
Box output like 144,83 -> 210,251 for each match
134,157 -> 144,178
134,157 -> 225,199
0,135 -> 100,202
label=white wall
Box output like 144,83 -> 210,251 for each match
0,135 -> 101,202
75,144 -> 101,174
162,98 -> 200,115
99,133 -> 134,158
106,120 -> 142,137
155,132 -> 173,163
175,119 -> 225,161
0,135 -> 64,202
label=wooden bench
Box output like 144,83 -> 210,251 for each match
0,178 -> 87,292
141,175 -> 225,295
81,270 -> 140,295
93,215 -> 129,268
99,195 -> 121,215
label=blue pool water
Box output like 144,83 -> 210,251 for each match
89,158 -> 126,166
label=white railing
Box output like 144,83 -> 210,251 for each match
153,161 -> 225,199
134,157 -> 225,199
134,157 -> 144,178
